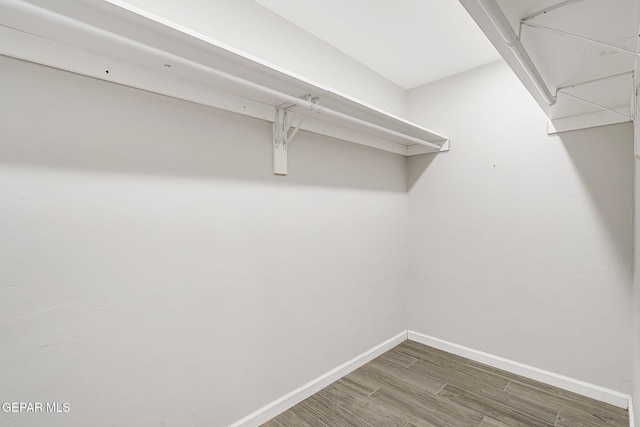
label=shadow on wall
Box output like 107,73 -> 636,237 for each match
406,152 -> 440,191
558,123 -> 634,272
0,56 -> 406,193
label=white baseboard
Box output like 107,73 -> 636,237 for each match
408,331 -> 631,409
229,330 -> 407,426
629,397 -> 635,427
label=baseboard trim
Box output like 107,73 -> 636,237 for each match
408,330 -> 631,409
629,397 -> 635,427
230,330 -> 407,426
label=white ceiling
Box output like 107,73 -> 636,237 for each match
254,0 -> 501,90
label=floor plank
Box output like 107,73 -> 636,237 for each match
396,343 -> 511,390
301,394 -> 371,426
397,341 -> 474,367
408,359 -> 510,392
380,348 -> 419,367
356,364 -> 484,426
348,361 -> 445,397
367,357 -> 446,394
471,360 -> 628,427
555,407 -> 628,427
338,374 -> 381,397
261,405 -> 316,427
319,380 -> 407,427
438,384 -> 554,427
370,386 -> 483,427
466,360 -> 553,389
505,380 -> 628,427
480,417 -> 511,427
444,381 -> 559,424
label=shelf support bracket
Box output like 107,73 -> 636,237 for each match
556,89 -> 634,121
521,0 -> 583,22
273,96 -> 314,176
521,20 -> 640,57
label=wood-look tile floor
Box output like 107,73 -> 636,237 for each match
262,340 -> 629,427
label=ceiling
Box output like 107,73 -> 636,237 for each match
254,0 -> 501,90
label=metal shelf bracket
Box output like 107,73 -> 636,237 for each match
554,71 -> 636,121
521,20 -> 640,57
521,0 -> 583,22
273,95 -> 315,176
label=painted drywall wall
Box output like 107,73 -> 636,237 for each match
407,60 -> 634,393
109,0 -> 408,118
634,151 -> 640,423
0,56 -> 408,427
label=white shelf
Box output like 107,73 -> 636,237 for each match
461,0 -> 636,132
0,0 -> 449,161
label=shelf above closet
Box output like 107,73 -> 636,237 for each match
0,0 -> 449,175
460,0 -> 637,135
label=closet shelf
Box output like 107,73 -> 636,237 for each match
0,0 -> 449,174
460,0 -> 637,135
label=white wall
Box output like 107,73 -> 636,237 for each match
0,56 -> 408,427
113,0 -> 408,118
633,150 -> 640,422
407,61 -> 634,393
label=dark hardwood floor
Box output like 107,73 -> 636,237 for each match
261,340 -> 629,427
